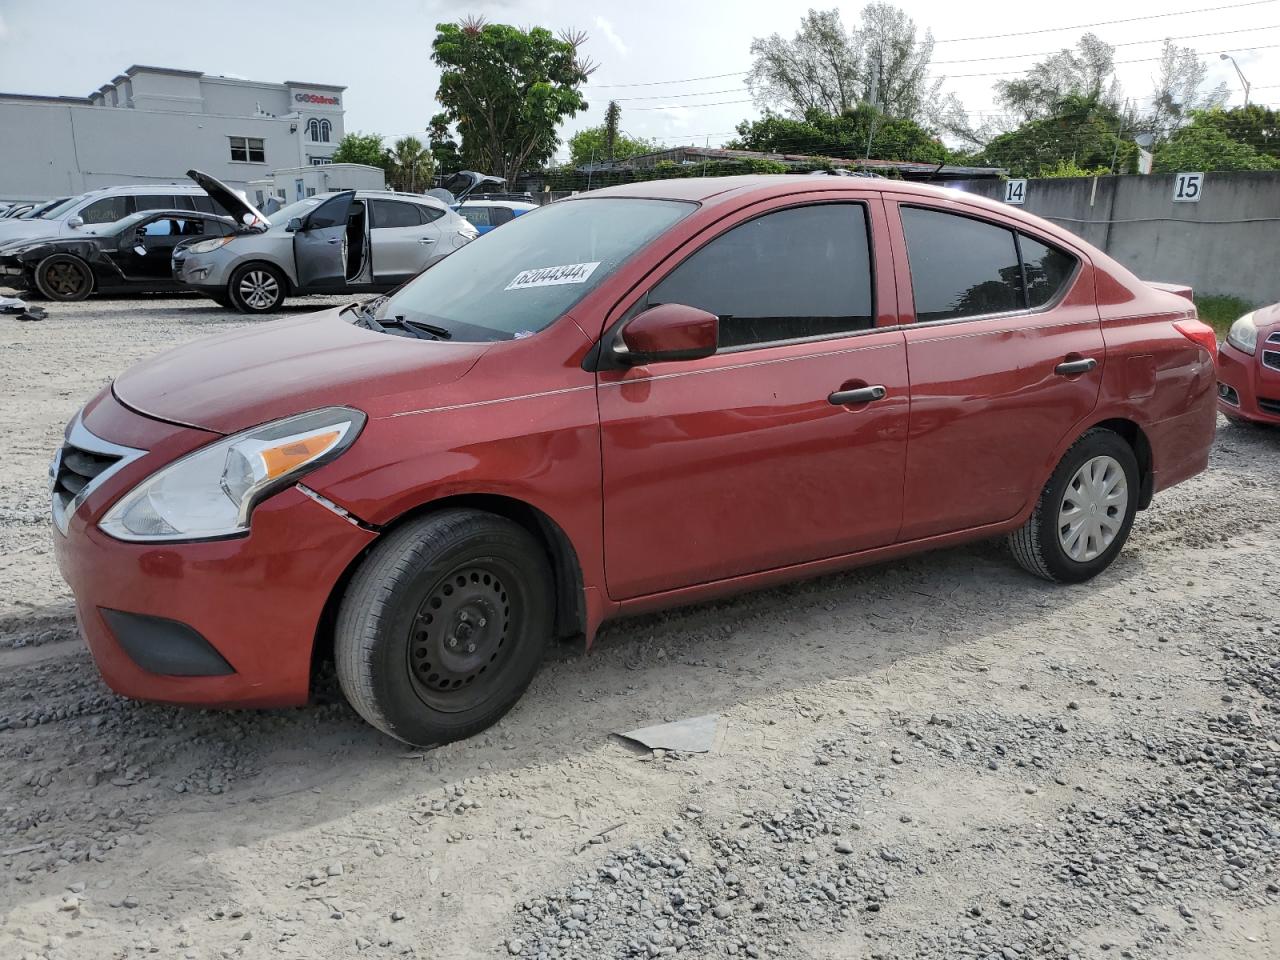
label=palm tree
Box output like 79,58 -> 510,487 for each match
390,136 -> 434,193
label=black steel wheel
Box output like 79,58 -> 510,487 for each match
33,254 -> 94,301
335,510 -> 552,746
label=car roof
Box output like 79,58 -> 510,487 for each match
78,184 -> 205,197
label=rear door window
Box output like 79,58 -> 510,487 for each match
900,207 -> 1022,322
649,203 -> 875,350
78,195 -> 133,224
370,199 -> 423,229
1019,233 -> 1077,308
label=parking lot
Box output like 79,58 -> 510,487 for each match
1,295 -> 1277,960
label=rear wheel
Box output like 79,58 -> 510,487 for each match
227,263 -> 285,313
335,510 -> 552,746
33,254 -> 93,301
1009,428 -> 1139,583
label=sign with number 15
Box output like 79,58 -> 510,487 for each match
1173,172 -> 1203,202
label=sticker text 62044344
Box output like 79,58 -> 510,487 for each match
505,262 -> 601,291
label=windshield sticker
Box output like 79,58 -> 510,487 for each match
505,261 -> 601,291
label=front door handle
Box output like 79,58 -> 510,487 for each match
828,384 -> 887,406
1054,357 -> 1098,376
417,237 -> 437,244
326,237 -> 341,244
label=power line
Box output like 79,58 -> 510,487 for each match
612,87 -> 748,102
932,0 -> 1276,44
932,24 -> 1280,64
939,43 -> 1280,79
591,71 -> 748,89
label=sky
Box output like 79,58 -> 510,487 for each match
0,0 -> 1276,159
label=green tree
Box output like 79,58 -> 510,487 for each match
330,132 -> 392,170
427,113 -> 463,177
603,100 -> 622,163
1153,111 -> 1280,172
432,17 -> 595,184
568,125 -> 660,167
728,105 -> 950,164
387,136 -> 435,192
994,34 -> 1121,124
977,95 -> 1135,177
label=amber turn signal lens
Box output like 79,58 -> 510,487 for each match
260,430 -> 341,479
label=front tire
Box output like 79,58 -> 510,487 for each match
227,263 -> 286,313
1009,428 -> 1139,583
33,254 -> 93,301
335,510 -> 553,746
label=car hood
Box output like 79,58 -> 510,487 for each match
187,168 -> 269,230
0,219 -> 55,241
112,306 -> 491,435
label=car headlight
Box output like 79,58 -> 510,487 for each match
1226,312 -> 1258,355
184,236 -> 236,255
99,407 -> 365,542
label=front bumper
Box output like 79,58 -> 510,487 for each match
53,394 -> 377,707
1217,340 -> 1280,425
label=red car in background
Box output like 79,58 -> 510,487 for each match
1217,304 -> 1280,425
51,176 -> 1218,746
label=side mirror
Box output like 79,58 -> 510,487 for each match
67,216 -> 85,229
612,303 -> 718,366
286,217 -> 303,233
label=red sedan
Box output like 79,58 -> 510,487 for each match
1217,303 -> 1280,425
52,176 -> 1218,746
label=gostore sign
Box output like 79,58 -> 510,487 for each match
295,92 -> 340,106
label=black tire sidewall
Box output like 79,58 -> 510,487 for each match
345,516 -> 552,746
1035,431 -> 1140,583
228,263 -> 285,313
34,255 -> 93,301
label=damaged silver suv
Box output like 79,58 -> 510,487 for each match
173,170 -> 478,313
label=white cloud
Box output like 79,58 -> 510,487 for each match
595,16 -> 628,57
0,14 -> 8,38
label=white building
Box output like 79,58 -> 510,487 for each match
247,163 -> 389,209
0,65 -> 354,202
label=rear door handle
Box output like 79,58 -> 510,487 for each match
326,237 -> 340,244
1054,358 -> 1097,376
828,385 -> 887,405
417,237 -> 437,244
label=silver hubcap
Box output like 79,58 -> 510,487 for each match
1058,455 -> 1128,562
239,271 -> 279,309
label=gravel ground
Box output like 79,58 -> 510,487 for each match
0,294 -> 1277,960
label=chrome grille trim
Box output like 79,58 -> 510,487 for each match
1263,349 -> 1280,372
50,414 -> 146,536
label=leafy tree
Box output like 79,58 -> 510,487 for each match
387,136 -> 435,192
746,4 -> 959,129
994,34 -> 1121,124
568,125 -> 660,167
1146,41 -> 1228,136
432,17 -> 595,185
977,95 -> 1136,177
1187,105 -> 1280,160
428,113 -> 463,177
331,132 -> 391,170
603,100 -> 622,163
1153,111 -> 1280,172
728,105 -> 950,164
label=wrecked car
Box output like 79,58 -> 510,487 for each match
0,209 -> 247,301
174,169 -> 478,313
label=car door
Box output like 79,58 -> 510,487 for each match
886,198 -> 1105,541
119,216 -> 206,281
369,199 -> 443,281
597,196 -> 908,600
294,191 -> 354,289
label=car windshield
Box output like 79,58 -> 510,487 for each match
376,197 -> 694,342
38,196 -> 84,220
266,196 -> 327,226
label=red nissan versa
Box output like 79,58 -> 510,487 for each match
51,176 -> 1219,746
1217,303 -> 1280,425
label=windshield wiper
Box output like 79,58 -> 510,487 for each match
383,315 -> 453,340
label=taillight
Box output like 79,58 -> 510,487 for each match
1173,318 -> 1218,366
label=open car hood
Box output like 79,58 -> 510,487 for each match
186,168 -> 269,231
426,171 -> 506,205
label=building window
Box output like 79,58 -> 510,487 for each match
319,119 -> 331,142
307,118 -> 320,141
306,187 -> 317,197
308,156 -> 332,166
229,136 -> 266,163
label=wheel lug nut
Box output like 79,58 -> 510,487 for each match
477,618 -> 487,627
466,643 -> 476,653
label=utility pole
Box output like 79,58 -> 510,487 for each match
864,54 -> 882,162
1220,53 -> 1251,107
